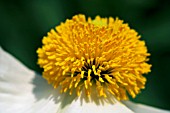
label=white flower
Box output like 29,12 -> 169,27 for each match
0,47 -> 169,113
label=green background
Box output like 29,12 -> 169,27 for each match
0,0 -> 170,110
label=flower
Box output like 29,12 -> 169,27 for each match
0,14 -> 169,113
37,14 -> 151,100
0,47 -> 169,113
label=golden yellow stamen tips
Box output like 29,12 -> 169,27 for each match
37,14 -> 151,100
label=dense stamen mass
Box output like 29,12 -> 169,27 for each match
37,14 -> 151,100
75,60 -> 113,82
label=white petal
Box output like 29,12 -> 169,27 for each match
0,47 -> 134,113
58,89 -> 134,113
0,47 -> 61,113
123,101 -> 170,113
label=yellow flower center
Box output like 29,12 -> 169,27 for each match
37,14 -> 151,100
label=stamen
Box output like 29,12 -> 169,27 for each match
37,14 -> 151,100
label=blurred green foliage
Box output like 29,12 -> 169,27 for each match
0,0 -> 170,110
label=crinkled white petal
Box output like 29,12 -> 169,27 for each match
123,101 -> 170,113
0,47 -> 62,113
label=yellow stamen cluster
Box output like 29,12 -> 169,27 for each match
37,14 -> 151,100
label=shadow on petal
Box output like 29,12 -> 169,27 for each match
31,72 -> 63,103
31,73 -> 118,108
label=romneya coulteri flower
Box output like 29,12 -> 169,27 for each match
0,14 -> 169,113
37,14 -> 151,100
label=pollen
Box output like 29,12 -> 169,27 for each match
37,14 -> 151,100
